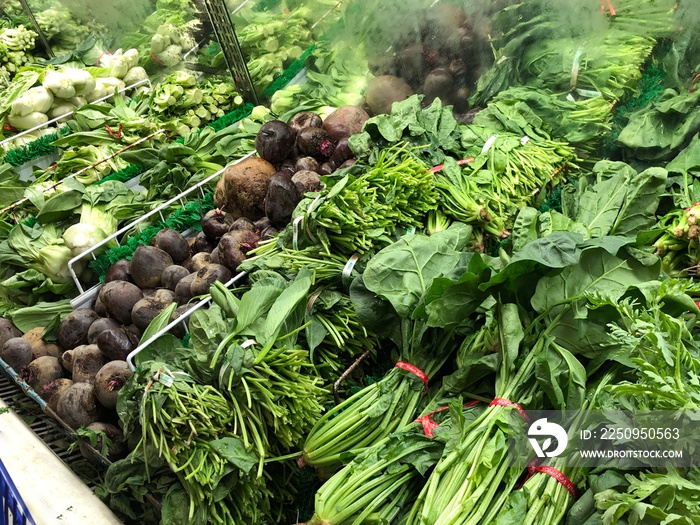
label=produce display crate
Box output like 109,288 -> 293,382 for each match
0,456 -> 35,525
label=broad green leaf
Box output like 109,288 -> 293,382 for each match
511,207 -> 540,252
188,305 -> 227,358
262,275 -> 312,342
610,167 -> 667,237
531,248 -> 661,315
363,224 -> 471,318
36,189 -> 84,223
535,343 -> 587,409
423,252 -> 491,328
482,231 -> 584,290
576,174 -> 628,237
234,285 -> 283,334
209,437 -> 258,474
139,303 -> 178,344
499,303 -> 523,377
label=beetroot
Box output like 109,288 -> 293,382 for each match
288,111 -> 323,134
255,120 -> 296,165
57,382 -> 102,429
94,361 -> 132,410
296,127 -> 335,159
323,106 -> 369,142
202,209 -> 234,239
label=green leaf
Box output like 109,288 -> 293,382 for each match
423,252 -> 491,327
209,437 -> 258,474
188,305 -> 227,358
576,174 -> 628,238
262,275 -> 312,343
610,167 -> 667,237
535,342 -> 587,409
36,190 -> 84,223
483,231 -> 584,290
363,224 -> 471,318
139,303 -> 178,344
511,207 -> 540,252
234,285 -> 283,334
531,247 -> 661,316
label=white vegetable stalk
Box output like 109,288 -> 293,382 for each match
8,112 -> 49,130
43,70 -> 76,98
10,86 -> 54,117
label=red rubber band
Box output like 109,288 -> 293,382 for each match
431,157 -> 475,173
395,361 -> 429,394
105,123 -> 123,138
151,52 -> 166,67
415,400 -> 482,437
600,0 -> 616,16
489,397 -> 531,423
689,73 -> 700,93
528,465 -> 578,499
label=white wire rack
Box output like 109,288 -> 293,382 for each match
126,270 -> 248,371
68,150 -> 255,308
0,78 -> 152,152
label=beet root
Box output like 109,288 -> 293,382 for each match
296,127 -> 335,159
42,378 -> 73,412
255,120 -> 297,165
99,280 -> 144,325
57,382 -> 102,429
130,245 -> 174,289
57,309 -> 99,350
214,157 -> 277,221
1,337 -> 33,371
94,360 -> 132,410
323,106 -> 369,142
21,356 -> 63,392
153,229 -> 190,264
71,344 -> 107,384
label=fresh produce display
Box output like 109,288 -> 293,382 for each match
2,1 -> 700,525
0,25 -> 37,81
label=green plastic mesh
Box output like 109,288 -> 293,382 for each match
3,126 -> 70,167
539,186 -> 564,213
89,193 -> 215,279
94,163 -> 149,186
262,44 -> 316,100
603,62 -> 666,156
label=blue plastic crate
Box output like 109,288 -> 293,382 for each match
0,457 -> 36,525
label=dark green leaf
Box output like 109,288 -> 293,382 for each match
209,437 -> 258,474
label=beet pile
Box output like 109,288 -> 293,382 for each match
213,105 -> 368,231
363,4 -> 491,115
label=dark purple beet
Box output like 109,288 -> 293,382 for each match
295,156 -> 321,173
255,121 -> 296,165
264,173 -> 301,228
331,137 -> 352,166
318,162 -> 335,175
288,111 -> 323,134
296,127 -> 335,160
202,209 -> 234,239
229,217 -> 256,232
190,231 -> 214,254
339,159 -> 356,169
254,217 -> 272,233
280,158 -> 297,176
104,260 -> 132,283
